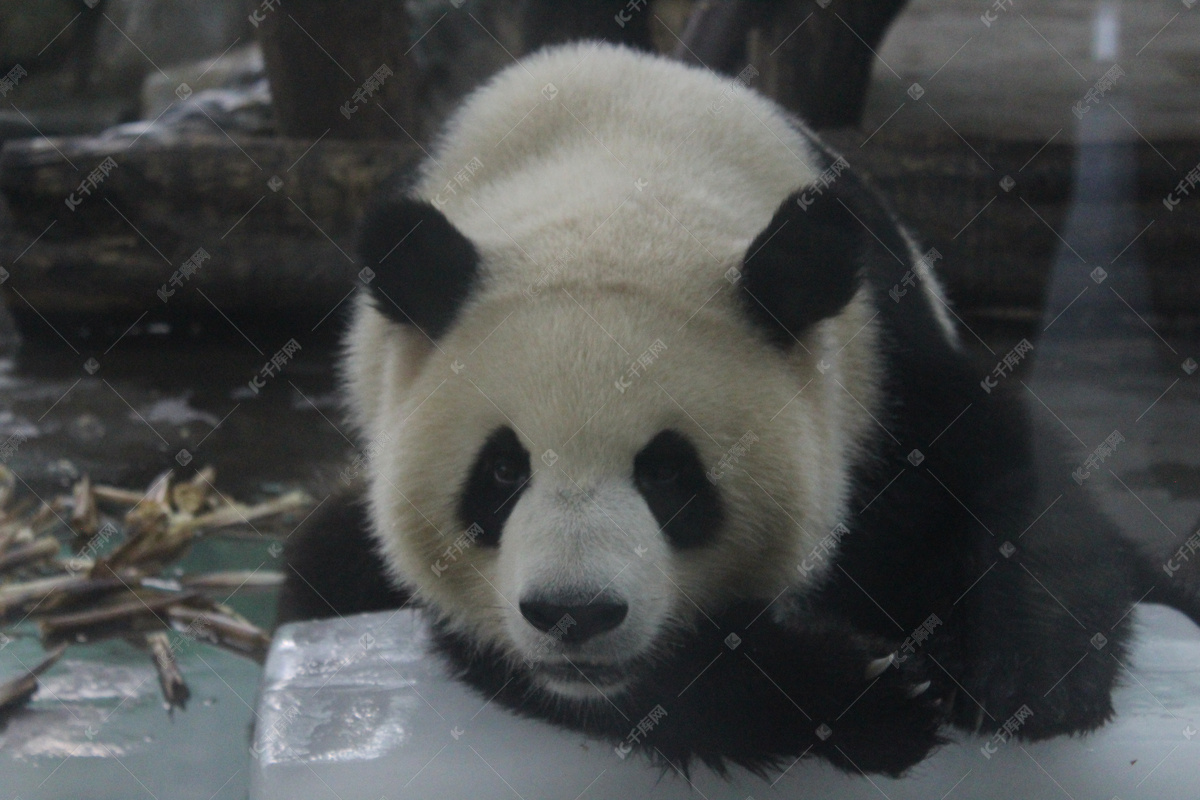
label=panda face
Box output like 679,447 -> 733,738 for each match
462,424 -> 726,698
357,286 -> 877,702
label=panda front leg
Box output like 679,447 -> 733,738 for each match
634,606 -> 950,777
949,496 -> 1134,740
275,489 -> 412,625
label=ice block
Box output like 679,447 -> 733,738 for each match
251,604 -> 1200,799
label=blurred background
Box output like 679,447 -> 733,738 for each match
0,1 -> 1197,798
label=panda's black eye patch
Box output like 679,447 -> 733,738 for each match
633,430 -> 723,549
639,461 -> 679,486
459,427 -> 531,547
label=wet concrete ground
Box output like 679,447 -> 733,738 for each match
0,321 -> 350,503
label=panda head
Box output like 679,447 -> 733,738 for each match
345,170 -> 879,702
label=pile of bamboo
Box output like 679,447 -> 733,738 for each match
0,464 -> 308,717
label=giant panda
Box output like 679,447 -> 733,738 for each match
277,42 -> 1200,777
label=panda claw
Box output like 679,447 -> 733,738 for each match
933,687 -> 957,714
865,653 -> 895,680
906,680 -> 932,699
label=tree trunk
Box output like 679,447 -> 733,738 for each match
251,0 -> 418,140
518,0 -> 655,53
757,0 -> 909,128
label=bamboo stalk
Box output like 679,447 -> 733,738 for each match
1,465 -> 307,720
172,491 -> 310,533
172,466 -> 216,515
0,575 -> 136,622
29,501 -> 68,534
0,643 -> 68,716
69,475 -> 99,538
0,522 -> 31,555
144,470 -> 173,508
180,570 -> 284,591
166,606 -> 271,663
0,574 -> 84,619
38,591 -> 201,639
92,485 -> 148,506
146,631 -> 190,712
0,537 -> 60,573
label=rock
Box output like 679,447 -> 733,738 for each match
141,44 -> 266,123
0,133 -> 419,340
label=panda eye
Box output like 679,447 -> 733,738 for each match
460,427 -> 531,548
492,456 -> 526,486
632,429 -> 723,549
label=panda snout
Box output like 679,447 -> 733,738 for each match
519,596 -> 629,644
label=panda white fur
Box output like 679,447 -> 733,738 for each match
279,42 -> 1200,776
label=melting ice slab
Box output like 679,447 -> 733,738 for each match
251,605 -> 1200,800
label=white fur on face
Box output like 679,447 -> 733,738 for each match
495,476 -> 670,697
355,288 -> 878,699
345,43 -> 896,701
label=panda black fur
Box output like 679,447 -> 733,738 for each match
279,43 -> 1200,777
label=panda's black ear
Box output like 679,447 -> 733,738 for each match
738,185 -> 864,347
358,196 -> 479,339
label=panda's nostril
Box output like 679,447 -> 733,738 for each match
519,600 -> 565,634
519,598 -> 628,643
570,601 -> 628,641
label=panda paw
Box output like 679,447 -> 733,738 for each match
812,645 -> 950,776
953,642 -> 1118,740
658,607 -> 951,776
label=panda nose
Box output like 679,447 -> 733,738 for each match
519,597 -> 628,643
